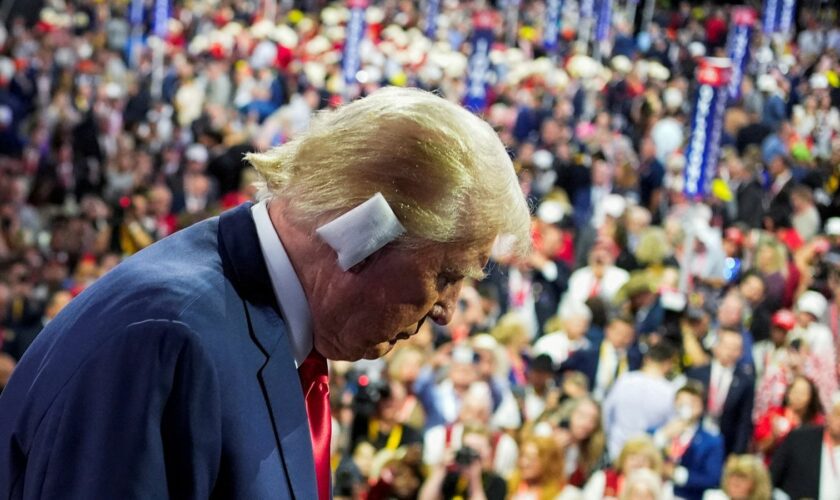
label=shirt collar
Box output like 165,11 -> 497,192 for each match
251,199 -> 313,368
712,360 -> 735,376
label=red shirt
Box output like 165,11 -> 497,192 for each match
754,405 -> 824,463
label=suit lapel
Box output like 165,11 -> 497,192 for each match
218,203 -> 318,499
722,369 -> 744,414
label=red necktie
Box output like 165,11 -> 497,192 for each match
299,349 -> 332,500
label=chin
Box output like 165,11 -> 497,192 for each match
363,341 -> 396,360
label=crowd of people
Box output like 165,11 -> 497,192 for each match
2,0 -> 840,498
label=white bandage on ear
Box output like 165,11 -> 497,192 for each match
316,192 -> 406,271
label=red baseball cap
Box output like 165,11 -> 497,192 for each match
771,309 -> 796,331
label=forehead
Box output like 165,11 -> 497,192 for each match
676,392 -> 701,404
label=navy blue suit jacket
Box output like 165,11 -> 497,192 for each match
686,363 -> 755,456
672,425 -> 725,500
558,341 -> 642,390
0,203 -> 318,498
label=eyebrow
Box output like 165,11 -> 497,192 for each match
447,263 -> 487,282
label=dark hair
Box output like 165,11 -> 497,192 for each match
608,310 -> 636,327
645,340 -> 676,363
739,270 -> 766,288
677,380 -> 707,409
783,375 -> 823,423
718,328 -> 744,342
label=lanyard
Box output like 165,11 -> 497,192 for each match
368,419 -> 404,451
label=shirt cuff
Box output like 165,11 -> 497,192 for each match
541,261 -> 558,281
653,429 -> 668,450
673,466 -> 689,486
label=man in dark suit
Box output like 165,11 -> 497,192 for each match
559,314 -> 642,400
0,88 -> 531,498
771,395 -> 840,500
725,153 -> 764,229
686,328 -> 755,455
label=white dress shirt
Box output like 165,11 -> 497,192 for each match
560,266 -> 630,312
708,361 -> 734,418
251,200 -> 313,368
820,438 -> 840,500
594,342 -> 622,401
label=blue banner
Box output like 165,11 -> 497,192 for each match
503,0 -> 521,46
543,0 -> 562,51
463,27 -> 494,112
762,0 -> 779,33
580,0 -> 595,21
153,0 -> 169,38
126,0 -> 145,66
595,0 -> 612,42
684,83 -> 727,199
130,0 -> 144,26
777,0 -> 796,34
726,12 -> 754,101
342,0 -> 367,84
425,0 -> 441,38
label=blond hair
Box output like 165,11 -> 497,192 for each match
247,87 -> 530,260
491,312 -> 530,347
509,434 -> 566,500
616,436 -> 663,475
721,455 -> 772,500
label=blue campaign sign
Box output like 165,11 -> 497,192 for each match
342,0 -> 368,84
425,0 -> 441,38
543,0 -> 563,51
762,0 -> 779,33
595,0 -> 612,42
126,0 -> 145,66
153,0 -> 169,38
684,59 -> 731,199
777,0 -> 796,34
726,8 -> 756,101
463,27 -> 494,112
580,0 -> 595,22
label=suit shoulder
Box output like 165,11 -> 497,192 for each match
787,424 -> 824,442
83,217 -> 224,320
0,319 -> 210,452
685,365 -> 710,380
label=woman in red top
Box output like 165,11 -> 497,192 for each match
753,375 -> 824,464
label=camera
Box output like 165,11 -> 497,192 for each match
350,372 -> 391,418
454,446 -> 480,467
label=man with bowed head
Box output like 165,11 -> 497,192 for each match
0,88 -> 531,498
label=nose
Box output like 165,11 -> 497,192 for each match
429,283 -> 463,325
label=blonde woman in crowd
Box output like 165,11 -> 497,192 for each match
619,469 -> 666,500
702,454 -> 774,500
583,435 -> 672,500
509,434 -> 581,500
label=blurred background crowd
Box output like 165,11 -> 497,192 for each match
2,0 -> 840,498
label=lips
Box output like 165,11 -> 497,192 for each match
388,318 -> 426,345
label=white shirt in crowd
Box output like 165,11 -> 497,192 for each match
708,361 -> 734,418
820,439 -> 840,500
593,342 -> 622,402
533,331 -> 590,367
422,422 -> 519,479
560,266 -> 630,313
602,371 -> 678,459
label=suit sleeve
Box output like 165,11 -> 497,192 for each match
16,319 -> 222,499
683,436 -> 725,490
769,429 -> 792,488
733,377 -> 755,454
